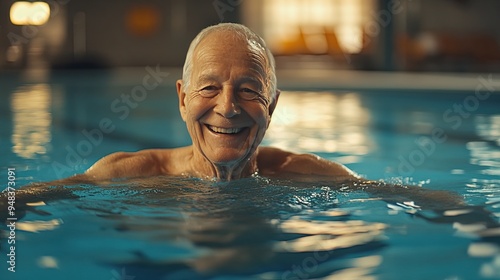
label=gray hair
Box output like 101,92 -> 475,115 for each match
181,23 -> 277,102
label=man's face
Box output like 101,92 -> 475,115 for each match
177,31 -> 277,165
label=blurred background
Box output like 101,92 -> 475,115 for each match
1,0 -> 500,182
2,4 -> 500,280
2,0 -> 500,72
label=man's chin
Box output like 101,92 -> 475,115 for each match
207,148 -> 249,166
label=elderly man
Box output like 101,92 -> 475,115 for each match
3,23 -> 468,211
60,23 -> 464,209
79,23 -> 356,182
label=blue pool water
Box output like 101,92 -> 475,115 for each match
1,70 -> 500,280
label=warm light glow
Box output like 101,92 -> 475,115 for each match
126,5 -> 161,37
17,219 -> 62,233
10,1 -> 50,26
265,91 -> 373,162
468,115 -> 500,176
263,0 -> 372,54
11,84 -> 52,159
275,217 -> 386,253
337,0 -> 363,53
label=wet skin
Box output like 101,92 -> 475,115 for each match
70,29 -> 356,182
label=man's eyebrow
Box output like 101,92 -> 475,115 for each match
196,74 -> 264,87
236,76 -> 264,87
196,74 -> 220,84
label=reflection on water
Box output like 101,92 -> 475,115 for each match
16,218 -> 62,233
466,115 -> 500,278
476,115 -> 500,146
4,176 -> 500,279
467,141 -> 500,176
470,115 -> 500,176
10,84 -> 52,159
37,256 -> 59,269
0,177 -> 388,279
469,242 -> 500,278
464,114 -> 500,278
266,91 -> 372,163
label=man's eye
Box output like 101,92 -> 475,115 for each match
238,88 -> 259,100
241,88 -> 256,93
198,86 -> 219,97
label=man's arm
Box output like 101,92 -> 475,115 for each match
17,149 -> 166,190
83,150 -> 164,181
257,146 -> 359,181
258,146 -> 466,209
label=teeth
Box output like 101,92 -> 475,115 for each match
208,125 -> 243,134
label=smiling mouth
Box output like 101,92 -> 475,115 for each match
207,125 -> 245,134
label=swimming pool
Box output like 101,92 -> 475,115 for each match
1,69 -> 500,279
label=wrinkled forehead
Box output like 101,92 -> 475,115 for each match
192,31 -> 268,73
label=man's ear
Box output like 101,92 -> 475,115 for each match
176,80 -> 187,121
268,89 -> 281,117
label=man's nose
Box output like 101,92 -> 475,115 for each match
213,87 -> 241,118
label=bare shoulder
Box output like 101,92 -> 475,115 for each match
84,148 -> 181,181
257,146 -> 358,180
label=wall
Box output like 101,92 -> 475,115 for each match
0,0 -> 241,69
417,0 -> 500,36
2,0 -> 500,71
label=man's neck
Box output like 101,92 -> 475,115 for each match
187,146 -> 259,181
